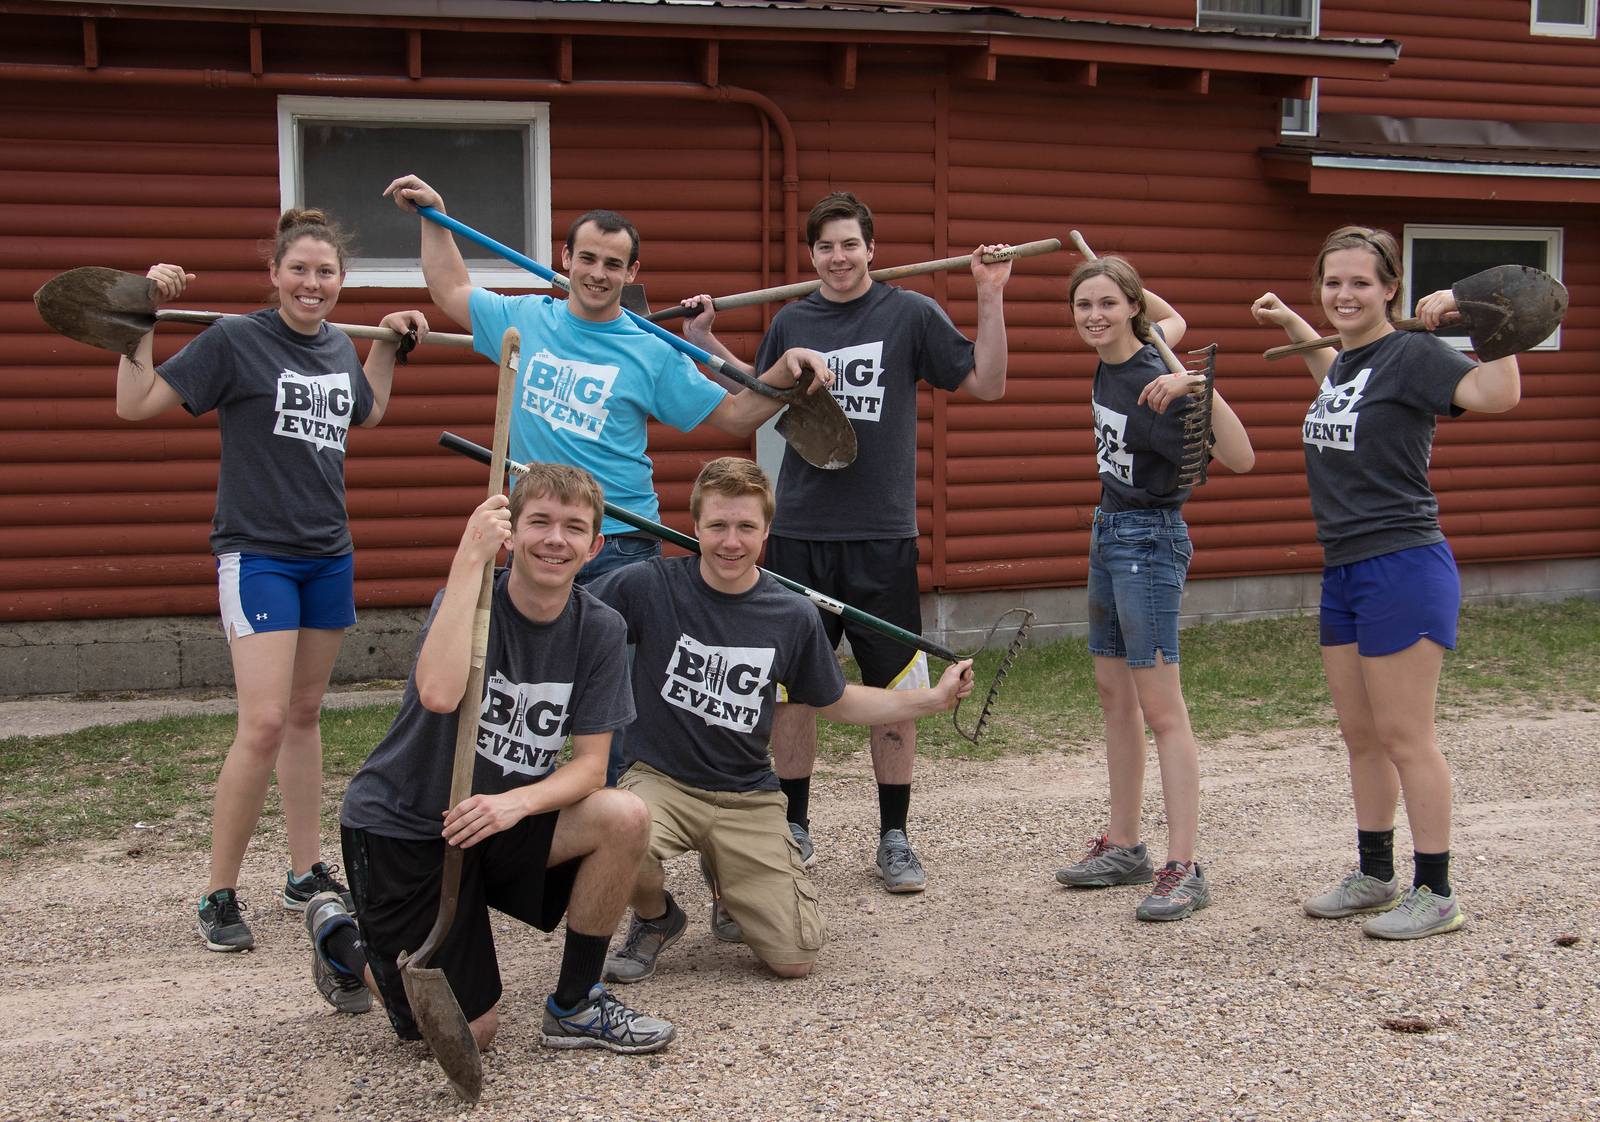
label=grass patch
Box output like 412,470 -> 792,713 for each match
1,600 -> 1595,857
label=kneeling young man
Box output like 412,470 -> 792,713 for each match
311,464 -> 674,1054
587,458 -> 973,981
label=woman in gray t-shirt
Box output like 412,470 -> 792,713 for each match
1253,226 -> 1523,941
114,208 -> 429,954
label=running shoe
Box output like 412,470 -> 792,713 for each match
698,854 -> 742,943
1361,886 -> 1466,940
789,822 -> 818,868
1135,861 -> 1211,922
601,893 -> 687,984
1055,835 -> 1154,887
197,888 -> 254,952
876,829 -> 926,893
1303,869 -> 1402,918
542,984 -> 676,1053
304,891 -> 371,1014
283,861 -> 355,913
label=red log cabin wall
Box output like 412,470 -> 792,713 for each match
0,8 -> 1594,623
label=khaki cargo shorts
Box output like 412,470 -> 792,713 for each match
620,761 -> 827,965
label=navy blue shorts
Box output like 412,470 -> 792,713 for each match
1319,540 -> 1460,656
216,551 -> 356,640
1087,508 -> 1192,668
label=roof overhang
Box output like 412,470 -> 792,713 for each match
1262,150 -> 1600,205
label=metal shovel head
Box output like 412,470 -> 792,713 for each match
35,267 -> 160,357
397,949 -> 483,1102
773,366 -> 858,470
619,283 -> 651,317
1451,264 -> 1568,362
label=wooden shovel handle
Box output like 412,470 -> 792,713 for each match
1069,231 -> 1194,378
1262,318 -> 1427,361
646,238 -> 1061,322
155,308 -> 475,349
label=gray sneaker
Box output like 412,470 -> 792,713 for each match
1055,835 -> 1155,887
875,829 -> 926,893
1362,886 -> 1466,941
305,891 -> 372,1014
542,984 -> 676,1053
789,822 -> 818,868
196,888 -> 254,952
601,893 -> 688,984
1135,861 -> 1211,922
1303,870 -> 1403,918
698,854 -> 742,943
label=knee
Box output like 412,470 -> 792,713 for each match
233,711 -> 288,757
469,1007 -> 499,1051
764,960 -> 813,979
285,695 -> 326,729
591,789 -> 653,852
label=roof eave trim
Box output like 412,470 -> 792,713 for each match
1312,154 -> 1600,181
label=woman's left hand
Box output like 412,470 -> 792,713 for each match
1415,290 -> 1463,332
379,309 -> 430,344
1138,371 -> 1206,415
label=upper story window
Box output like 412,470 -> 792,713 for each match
1197,2 -> 1319,136
1403,224 -> 1564,352
277,96 -> 552,289
1531,0 -> 1598,37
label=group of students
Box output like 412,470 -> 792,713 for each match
112,181 -> 1521,1055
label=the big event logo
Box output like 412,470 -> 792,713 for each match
661,635 -> 775,733
274,370 -> 356,451
822,341 -> 887,422
522,349 -> 619,440
476,673 -> 575,778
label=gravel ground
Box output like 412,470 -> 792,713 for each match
0,709 -> 1596,1121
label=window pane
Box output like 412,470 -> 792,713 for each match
1535,0 -> 1588,26
1411,239 -> 1546,307
1198,0 -> 1313,32
1282,97 -> 1310,132
301,124 -> 526,264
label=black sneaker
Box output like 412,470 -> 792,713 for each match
197,888 -> 255,952
283,861 -> 354,913
601,893 -> 688,984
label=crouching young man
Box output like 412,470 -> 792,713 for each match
585,458 -> 974,981
307,463 -> 675,1054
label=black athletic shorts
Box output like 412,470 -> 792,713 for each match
341,815 -> 578,1040
763,535 -> 922,689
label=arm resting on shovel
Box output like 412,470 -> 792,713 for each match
115,264 -> 191,419
1415,289 -> 1522,413
442,732 -> 610,850
417,495 -> 513,712
704,347 -> 836,437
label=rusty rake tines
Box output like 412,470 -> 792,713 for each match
1177,343 -> 1219,490
952,607 -> 1037,746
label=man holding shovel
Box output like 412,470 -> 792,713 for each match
683,192 -> 1014,892
314,463 -> 675,1055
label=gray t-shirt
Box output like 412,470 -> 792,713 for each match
341,572 -> 635,841
753,282 -> 975,540
587,555 -> 847,793
1302,330 -> 1475,567
1092,328 -> 1196,513
156,308 -> 373,558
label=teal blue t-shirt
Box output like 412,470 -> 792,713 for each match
470,289 -> 726,535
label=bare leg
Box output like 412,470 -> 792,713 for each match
1094,656 -> 1147,850
208,630 -> 300,896
1127,653 -> 1199,866
771,703 -> 818,781
868,720 -> 916,786
278,628 -> 344,877
1322,644 -> 1402,832
627,858 -> 668,921
1358,640 -> 1451,852
468,1008 -> 499,1052
548,788 -> 653,934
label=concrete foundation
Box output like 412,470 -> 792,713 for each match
2,557 -> 1596,696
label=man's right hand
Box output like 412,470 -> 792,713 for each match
459,493 -> 512,568
383,174 -> 444,214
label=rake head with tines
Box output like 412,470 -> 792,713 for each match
1177,343 -> 1219,490
953,608 -> 1037,746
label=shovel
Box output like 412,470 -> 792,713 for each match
1263,264 -> 1569,362
393,328 -> 519,1104
32,266 -> 475,358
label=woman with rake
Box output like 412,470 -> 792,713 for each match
1252,226 -> 1521,940
1054,255 -> 1254,922
115,208 -> 428,952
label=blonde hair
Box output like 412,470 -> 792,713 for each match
690,457 -> 775,524
1314,225 -> 1404,322
1068,256 -> 1154,345
509,462 -> 606,537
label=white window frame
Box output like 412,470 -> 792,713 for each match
277,95 -> 552,289
1531,0 -> 1597,38
1402,224 -> 1564,352
1282,78 -> 1319,138
1194,2 -> 1320,135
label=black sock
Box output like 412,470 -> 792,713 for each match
322,921 -> 366,977
1357,829 -> 1396,882
878,783 -> 911,837
553,931 -> 613,1011
780,776 -> 811,830
1413,850 -> 1451,897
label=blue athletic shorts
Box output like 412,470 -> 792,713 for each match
1087,508 -> 1192,668
1319,540 -> 1460,656
216,551 -> 356,640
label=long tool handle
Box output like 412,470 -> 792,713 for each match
1262,317 -> 1427,361
436,430 -> 963,664
155,309 -> 475,348
415,206 -> 786,401
409,331 -> 519,972
1069,231 -> 1192,377
644,238 -> 1062,322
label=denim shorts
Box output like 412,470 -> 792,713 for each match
1319,540 -> 1460,656
1087,509 -> 1192,667
216,551 -> 356,641
576,532 -> 661,585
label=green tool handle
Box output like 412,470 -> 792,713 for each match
437,431 -> 961,664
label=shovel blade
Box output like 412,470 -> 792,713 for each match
619,284 -> 651,317
398,952 -> 483,1103
1452,264 -> 1568,361
34,267 -> 160,357
772,368 -> 858,470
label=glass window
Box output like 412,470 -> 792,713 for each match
1197,2 -> 1319,136
1403,225 -> 1564,352
277,96 -> 552,289
1531,0 -> 1597,37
